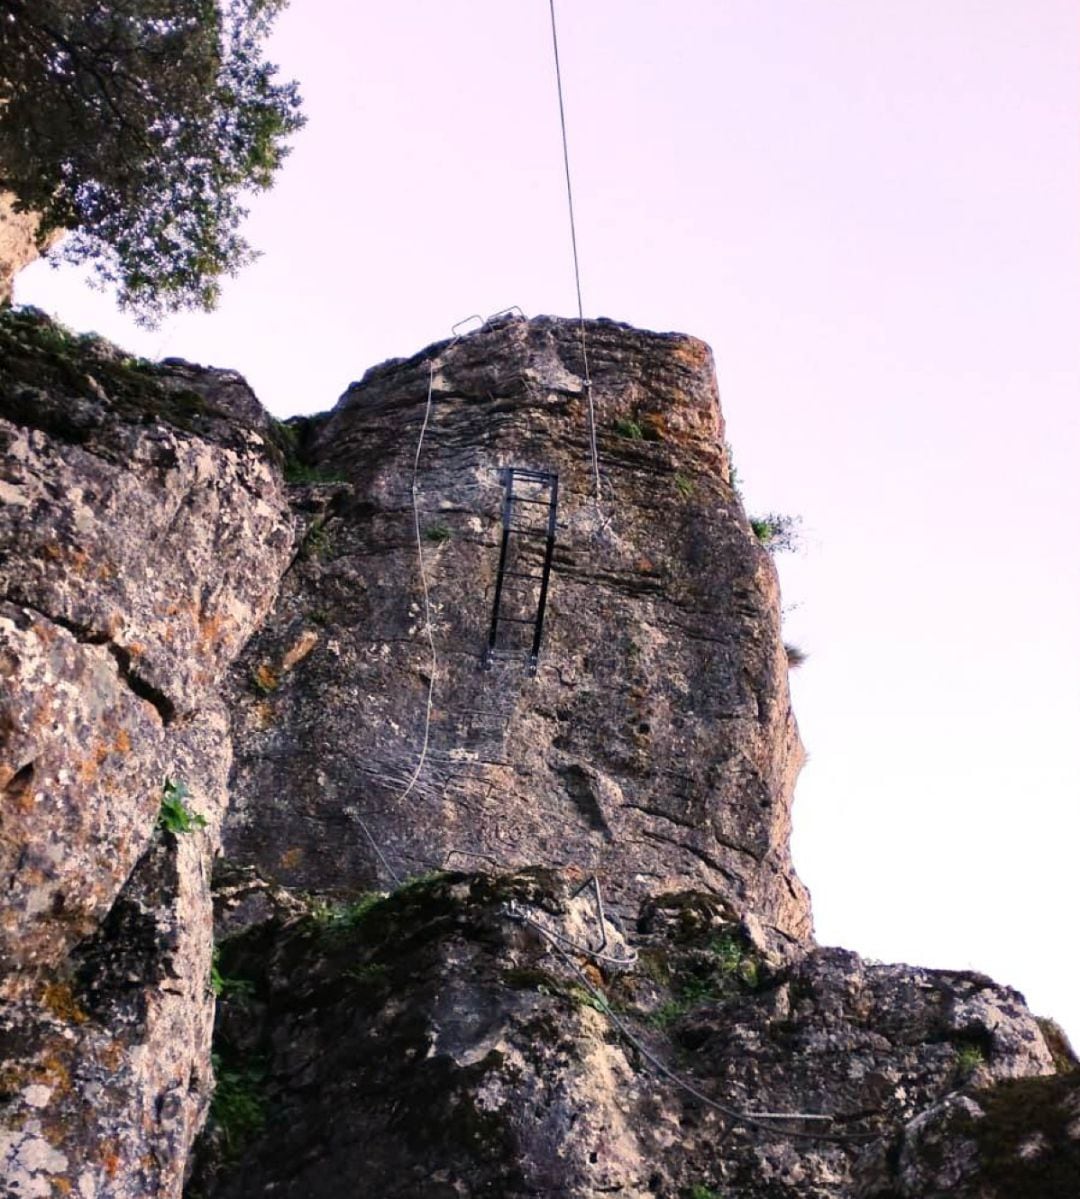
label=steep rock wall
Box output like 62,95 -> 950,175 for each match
224,315 -> 811,947
0,308 -> 1074,1199
0,310 -> 294,1197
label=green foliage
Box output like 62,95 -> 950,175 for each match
301,520 -> 332,559
283,462 -> 345,485
425,523 -> 452,544
0,306 -> 213,437
0,0 -> 304,321
955,1043 -> 986,1076
685,1186 -> 723,1199
614,417 -> 644,440
709,934 -> 743,974
268,418 -> 343,484
568,985 -> 611,1015
650,998 -> 691,1029
209,1052 -> 266,1155
650,932 -> 760,1028
309,891 -> 386,933
673,472 -> 695,499
344,961 -> 388,985
395,870 -> 448,892
158,779 -> 207,834
750,513 -> 802,554
210,947 -> 255,1001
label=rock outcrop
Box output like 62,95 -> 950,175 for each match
224,315 -> 810,949
0,309 -> 293,1197
191,870 -> 1071,1199
1,307 -> 1076,1198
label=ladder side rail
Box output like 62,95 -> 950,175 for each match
485,470 -> 517,666
530,475 -> 560,671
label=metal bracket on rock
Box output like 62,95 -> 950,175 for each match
570,874 -> 609,955
443,848 -> 501,870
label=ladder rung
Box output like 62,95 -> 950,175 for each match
508,527 -> 551,538
509,496 -> 554,506
497,617 -> 538,625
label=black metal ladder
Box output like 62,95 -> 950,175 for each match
484,467 -> 559,674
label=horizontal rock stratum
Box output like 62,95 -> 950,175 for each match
0,307 -> 1076,1198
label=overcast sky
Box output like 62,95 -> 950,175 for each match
16,0 -> 1080,1041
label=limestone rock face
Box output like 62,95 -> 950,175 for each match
0,309 -> 293,1197
0,193 -> 61,306
0,308 -> 1073,1199
0,710 -> 229,1199
225,315 -> 811,948
191,871 -> 1065,1199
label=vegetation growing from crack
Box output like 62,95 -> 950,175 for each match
301,520 -> 332,559
158,779 -> 206,834
208,1051 -> 267,1157
750,512 -> 802,554
307,891 -> 387,935
265,416 -> 343,483
615,417 -> 645,440
210,947 -> 255,1001
954,1042 -> 986,1077
643,930 -> 762,1029
501,965 -> 615,1016
284,462 -> 347,485
1036,1018 -> 1079,1074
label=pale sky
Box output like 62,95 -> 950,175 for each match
16,1 -> 1080,1041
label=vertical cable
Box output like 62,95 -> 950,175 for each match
548,0 -> 601,504
352,359 -> 443,889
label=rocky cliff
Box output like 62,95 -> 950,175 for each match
224,315 -> 809,949
1,305 -> 1076,1198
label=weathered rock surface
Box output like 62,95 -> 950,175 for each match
190,870 -> 1066,1199
0,309 -> 292,973
0,309 -> 293,1196
225,314 -> 811,949
858,1068 -> 1080,1197
0,193 -> 61,306
1,308 -> 1073,1199
0,709 -> 228,1199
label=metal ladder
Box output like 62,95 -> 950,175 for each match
484,467 -> 559,674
